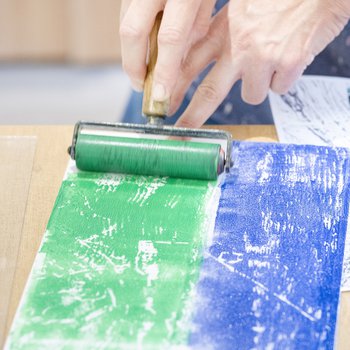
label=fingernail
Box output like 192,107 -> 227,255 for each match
130,79 -> 144,92
152,83 -> 168,101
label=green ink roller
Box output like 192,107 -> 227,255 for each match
68,12 -> 232,180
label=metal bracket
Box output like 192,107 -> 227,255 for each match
68,121 -> 233,173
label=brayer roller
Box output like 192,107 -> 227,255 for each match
68,12 -> 233,181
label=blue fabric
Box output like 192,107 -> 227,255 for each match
122,0 -> 350,125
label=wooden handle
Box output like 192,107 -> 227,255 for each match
142,11 -> 170,118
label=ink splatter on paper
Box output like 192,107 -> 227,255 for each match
190,142 -> 350,350
269,75 -> 350,148
6,142 -> 350,349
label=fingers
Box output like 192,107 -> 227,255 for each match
270,68 -> 301,95
241,59 -> 274,105
175,57 -> 240,128
240,51 -> 312,100
191,0 -> 216,44
270,55 -> 311,94
120,0 -> 132,21
152,0 -> 202,101
182,0 -> 216,60
170,5 -> 229,115
169,45 -> 216,116
120,0 -> 165,91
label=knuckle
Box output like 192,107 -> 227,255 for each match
278,53 -> 307,73
119,21 -> 143,40
194,22 -> 210,41
279,61 -> 298,74
233,38 -> 252,52
180,58 -> 195,76
197,82 -> 220,103
158,26 -> 184,46
257,49 -> 275,66
231,30 -> 254,52
177,118 -> 199,129
271,77 -> 291,95
305,52 -> 316,66
122,61 -> 143,79
153,63 -> 174,84
207,31 -> 224,53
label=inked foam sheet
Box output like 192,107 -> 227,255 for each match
269,75 -> 350,291
5,159 -> 222,349
5,141 -> 350,349
190,142 -> 350,350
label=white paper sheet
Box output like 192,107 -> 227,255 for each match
269,75 -> 350,147
269,75 -> 350,291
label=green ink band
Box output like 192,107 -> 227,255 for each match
7,172 -> 217,349
75,134 -> 220,180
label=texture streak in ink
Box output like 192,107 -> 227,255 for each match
7,172 -> 218,349
190,142 -> 350,350
6,142 -> 350,350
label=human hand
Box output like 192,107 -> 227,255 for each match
174,0 -> 350,128
120,0 -> 216,99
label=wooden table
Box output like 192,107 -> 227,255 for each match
0,125 -> 348,349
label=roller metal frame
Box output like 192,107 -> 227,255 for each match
68,120 -> 233,174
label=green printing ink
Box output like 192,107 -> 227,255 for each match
7,171 -> 217,349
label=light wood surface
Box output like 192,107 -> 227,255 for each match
0,136 -> 36,345
0,126 -> 74,342
0,0 -> 121,63
0,125 -> 348,349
